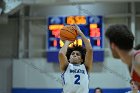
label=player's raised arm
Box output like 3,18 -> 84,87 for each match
59,40 -> 71,72
75,25 -> 93,71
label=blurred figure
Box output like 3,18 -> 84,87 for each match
125,79 -> 140,93
105,24 -> 140,90
94,87 -> 103,93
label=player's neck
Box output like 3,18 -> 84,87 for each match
118,49 -> 133,66
70,63 -> 81,65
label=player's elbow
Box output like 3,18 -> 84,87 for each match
59,50 -> 65,56
59,52 -> 65,58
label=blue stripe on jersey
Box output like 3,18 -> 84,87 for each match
61,73 -> 65,85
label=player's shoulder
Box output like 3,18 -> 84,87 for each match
134,50 -> 140,57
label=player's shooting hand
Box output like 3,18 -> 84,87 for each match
74,24 -> 82,35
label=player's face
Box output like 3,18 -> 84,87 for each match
95,89 -> 101,93
69,51 -> 82,64
130,81 -> 138,90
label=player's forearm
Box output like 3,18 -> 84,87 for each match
79,32 -> 92,50
59,41 -> 70,55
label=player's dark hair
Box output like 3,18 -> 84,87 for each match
66,44 -> 86,64
94,87 -> 103,93
105,24 -> 134,51
134,44 -> 140,50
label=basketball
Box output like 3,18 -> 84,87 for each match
60,25 -> 78,41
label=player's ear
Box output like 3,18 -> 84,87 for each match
110,42 -> 116,50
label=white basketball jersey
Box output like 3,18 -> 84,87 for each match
61,63 -> 89,93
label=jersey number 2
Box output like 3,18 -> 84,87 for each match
74,75 -> 80,85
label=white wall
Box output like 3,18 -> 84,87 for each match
13,58 -> 62,88
0,19 -> 18,58
30,2 -> 129,16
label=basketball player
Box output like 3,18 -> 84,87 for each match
59,25 -> 93,93
105,24 -> 140,90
